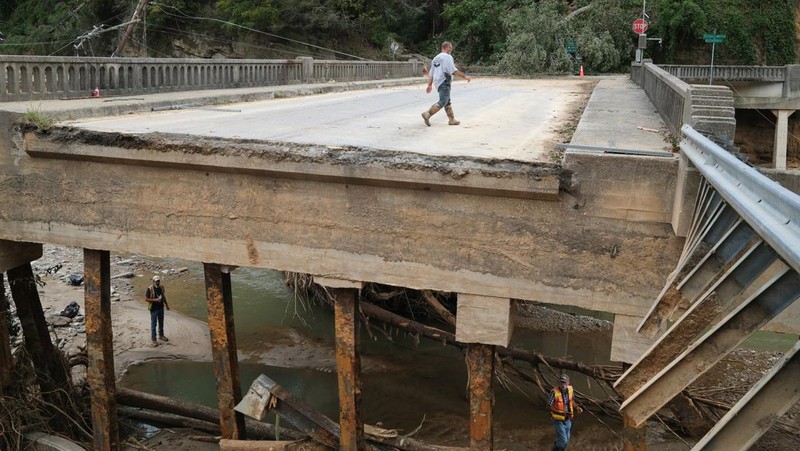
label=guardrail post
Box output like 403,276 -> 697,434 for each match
297,57 -> 314,84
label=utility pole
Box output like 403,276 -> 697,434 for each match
111,0 -> 149,57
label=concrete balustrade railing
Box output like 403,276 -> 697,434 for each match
0,55 -> 418,101
631,61 -> 691,136
631,61 -> 736,142
660,64 -> 787,82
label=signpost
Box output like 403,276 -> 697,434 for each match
632,18 -> 648,35
704,32 -> 726,85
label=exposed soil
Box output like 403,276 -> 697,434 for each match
735,109 -> 800,169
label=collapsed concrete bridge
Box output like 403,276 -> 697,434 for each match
0,55 -> 799,450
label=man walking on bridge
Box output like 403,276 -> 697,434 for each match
422,41 -> 471,126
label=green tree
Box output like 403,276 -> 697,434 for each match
216,0 -> 278,31
442,0 -> 509,64
498,0 -> 571,74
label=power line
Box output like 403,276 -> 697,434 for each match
148,2 -> 368,60
145,23 -> 329,59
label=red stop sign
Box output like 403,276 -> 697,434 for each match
632,18 -> 648,34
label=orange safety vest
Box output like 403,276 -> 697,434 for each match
550,386 -> 575,421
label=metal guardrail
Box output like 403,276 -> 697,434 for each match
680,124 -> 800,273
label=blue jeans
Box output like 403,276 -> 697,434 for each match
553,418 -> 572,448
150,307 -> 164,341
437,77 -> 452,108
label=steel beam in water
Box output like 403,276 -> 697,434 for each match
84,249 -> 120,450
467,343 -> 494,450
204,263 -> 246,439
332,287 -> 365,451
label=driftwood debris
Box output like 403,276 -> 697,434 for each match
117,387 -> 304,440
358,301 -> 622,383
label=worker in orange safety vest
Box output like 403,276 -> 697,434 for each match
547,374 -> 582,450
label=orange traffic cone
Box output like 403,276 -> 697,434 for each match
579,65 -> 584,77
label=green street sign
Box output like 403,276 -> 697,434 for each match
703,33 -> 726,43
565,40 -> 577,53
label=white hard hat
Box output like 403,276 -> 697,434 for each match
152,275 -> 161,282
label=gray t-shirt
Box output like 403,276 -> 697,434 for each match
430,51 -> 458,89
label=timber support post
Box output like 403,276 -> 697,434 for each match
0,273 -> 11,392
204,263 -> 246,440
0,240 -> 44,392
84,249 -> 120,450
455,293 -> 512,450
467,343 -> 494,450
623,412 -> 647,451
7,261 -> 70,397
621,362 -> 646,451
315,276 -> 365,451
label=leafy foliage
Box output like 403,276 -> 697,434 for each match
442,0 -> 509,64
497,0 -> 634,75
0,0 -> 796,69
649,0 -> 796,65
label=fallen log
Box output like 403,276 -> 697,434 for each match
358,301 -> 622,383
118,406 -> 221,435
219,439 -> 328,450
117,387 -> 304,440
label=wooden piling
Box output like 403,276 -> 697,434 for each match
332,287 -> 364,451
7,262 -> 70,397
204,263 -> 246,440
467,343 -> 494,450
0,274 -> 12,392
623,411 -> 647,451
84,249 -> 120,450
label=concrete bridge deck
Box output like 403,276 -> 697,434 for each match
61,77 -> 601,161
4,71 -> 799,449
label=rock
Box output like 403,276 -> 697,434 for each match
116,259 -> 135,266
46,315 -> 73,327
112,271 -> 135,279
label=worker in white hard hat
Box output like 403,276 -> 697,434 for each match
145,275 -> 170,347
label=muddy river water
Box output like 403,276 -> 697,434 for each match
119,260 -> 692,449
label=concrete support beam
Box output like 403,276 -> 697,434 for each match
466,343 -> 494,450
771,109 -> 793,170
692,340 -> 800,450
84,249 -> 120,450
330,287 -> 364,451
456,294 -> 512,347
670,153 -> 700,237
204,263 -> 246,440
610,314 -> 657,364
620,268 -> 800,426
0,274 -> 11,392
0,240 -> 42,272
